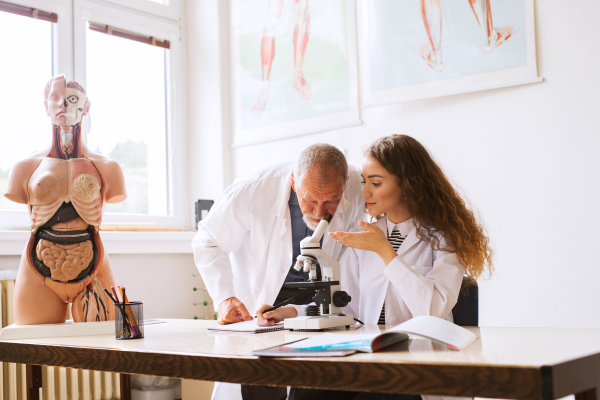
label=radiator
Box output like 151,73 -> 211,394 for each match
0,280 -> 121,400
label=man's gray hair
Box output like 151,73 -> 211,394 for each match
294,144 -> 348,188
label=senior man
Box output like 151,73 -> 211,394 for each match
192,143 -> 364,400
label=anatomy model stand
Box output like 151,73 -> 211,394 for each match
5,75 -> 126,325
284,213 -> 354,331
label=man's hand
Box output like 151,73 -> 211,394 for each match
217,297 -> 253,324
255,304 -> 298,326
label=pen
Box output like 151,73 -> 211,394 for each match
254,297 -> 296,318
103,288 -> 117,303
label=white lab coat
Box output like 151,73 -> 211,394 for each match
192,161 -> 365,318
341,215 -> 468,400
341,215 -> 464,326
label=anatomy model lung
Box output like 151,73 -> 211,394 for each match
4,74 -> 127,324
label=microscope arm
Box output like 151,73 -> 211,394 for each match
315,251 -> 340,282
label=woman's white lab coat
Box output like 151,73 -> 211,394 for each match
341,215 -> 468,400
342,215 -> 464,325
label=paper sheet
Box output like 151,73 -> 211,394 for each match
0,321 -> 114,340
387,315 -> 477,350
207,320 -> 284,333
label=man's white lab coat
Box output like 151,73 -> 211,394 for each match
341,215 -> 465,325
192,161 -> 365,317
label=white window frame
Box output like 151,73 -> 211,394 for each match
97,0 -> 180,21
0,0 -> 71,229
0,0 -> 189,231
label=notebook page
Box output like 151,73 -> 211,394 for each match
207,320 -> 284,333
388,315 -> 477,350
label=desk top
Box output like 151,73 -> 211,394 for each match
2,319 -> 599,366
1,320 -> 600,399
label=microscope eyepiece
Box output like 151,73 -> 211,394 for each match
323,213 -> 333,223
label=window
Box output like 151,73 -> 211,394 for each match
86,25 -> 169,215
0,0 -> 187,230
0,6 -> 53,213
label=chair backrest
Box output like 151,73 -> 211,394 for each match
452,277 -> 478,327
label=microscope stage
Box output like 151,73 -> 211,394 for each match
284,314 -> 355,331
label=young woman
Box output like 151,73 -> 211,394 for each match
330,134 -> 493,329
288,134 -> 493,400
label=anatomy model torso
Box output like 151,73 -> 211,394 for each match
4,74 -> 126,325
29,158 -> 103,230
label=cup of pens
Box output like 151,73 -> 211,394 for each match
105,287 -> 144,340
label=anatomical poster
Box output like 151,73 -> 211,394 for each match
358,0 -> 541,107
230,0 -> 360,147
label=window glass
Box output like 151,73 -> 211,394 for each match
0,12 -> 53,210
86,26 -> 168,215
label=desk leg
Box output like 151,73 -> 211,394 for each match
120,373 -> 132,400
575,388 -> 598,400
25,364 -> 42,400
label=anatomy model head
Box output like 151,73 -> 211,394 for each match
44,74 -> 90,127
43,75 -> 91,159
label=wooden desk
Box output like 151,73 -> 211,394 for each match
0,319 -> 599,400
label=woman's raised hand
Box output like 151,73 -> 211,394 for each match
329,221 -> 398,265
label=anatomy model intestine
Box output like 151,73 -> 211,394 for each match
4,75 -> 126,324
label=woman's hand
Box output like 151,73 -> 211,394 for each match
255,305 -> 298,326
329,221 -> 398,265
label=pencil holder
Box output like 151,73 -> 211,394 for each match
114,301 -> 144,340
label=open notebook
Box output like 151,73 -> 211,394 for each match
208,320 -> 284,334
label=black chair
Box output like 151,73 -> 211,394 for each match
452,276 -> 478,327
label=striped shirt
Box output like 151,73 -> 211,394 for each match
378,217 -> 413,326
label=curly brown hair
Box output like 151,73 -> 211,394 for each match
365,134 -> 493,280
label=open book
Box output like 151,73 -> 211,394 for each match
252,315 -> 477,357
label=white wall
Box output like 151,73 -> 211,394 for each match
186,0 -> 600,328
109,254 -> 211,320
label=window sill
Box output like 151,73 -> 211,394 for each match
0,230 -> 197,256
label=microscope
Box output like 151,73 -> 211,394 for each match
283,213 -> 355,331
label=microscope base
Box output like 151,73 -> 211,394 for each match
284,314 -> 355,331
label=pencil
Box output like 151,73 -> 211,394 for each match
122,290 -> 141,335
111,286 -> 120,303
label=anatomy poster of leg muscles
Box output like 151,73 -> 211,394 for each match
358,0 -> 541,107
231,0 -> 360,146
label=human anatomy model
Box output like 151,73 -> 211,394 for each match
5,74 -> 126,324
